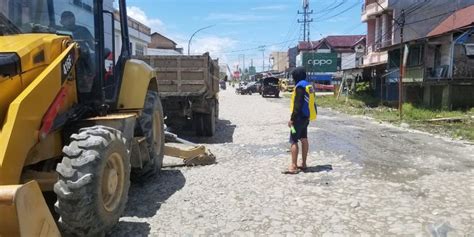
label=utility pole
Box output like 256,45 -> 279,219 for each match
298,0 -> 313,42
259,46 -> 265,72
268,56 -> 272,71
398,9 -> 406,119
239,54 -> 246,80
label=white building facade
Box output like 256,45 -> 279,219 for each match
113,11 -> 151,60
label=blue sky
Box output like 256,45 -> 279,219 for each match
125,0 -> 366,71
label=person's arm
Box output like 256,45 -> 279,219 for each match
290,87 -> 305,122
76,26 -> 95,50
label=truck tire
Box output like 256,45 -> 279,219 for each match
132,91 -> 165,179
194,113 -> 205,136
203,107 -> 216,137
215,100 -> 219,119
54,126 -> 130,236
276,92 -> 280,98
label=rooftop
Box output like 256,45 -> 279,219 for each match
428,5 -> 474,37
298,35 -> 366,51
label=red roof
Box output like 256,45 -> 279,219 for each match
298,40 -> 322,51
298,35 -> 366,51
326,35 -> 366,48
428,5 -> 474,37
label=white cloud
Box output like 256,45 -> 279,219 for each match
189,36 -> 238,62
126,6 -> 165,33
124,6 -> 237,66
206,13 -> 274,22
251,5 -> 288,11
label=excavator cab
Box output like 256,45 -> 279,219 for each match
0,0 -> 164,236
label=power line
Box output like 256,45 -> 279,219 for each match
315,0 -> 362,22
279,13 -> 300,52
314,0 -> 348,16
218,38 -> 299,55
405,10 -> 454,25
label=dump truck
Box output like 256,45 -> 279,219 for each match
138,53 -> 219,137
0,0 -> 213,236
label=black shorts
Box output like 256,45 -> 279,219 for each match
289,119 -> 309,144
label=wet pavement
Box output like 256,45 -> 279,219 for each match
109,87 -> 474,236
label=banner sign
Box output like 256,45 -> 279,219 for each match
302,53 -> 338,73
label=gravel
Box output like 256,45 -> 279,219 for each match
108,87 -> 474,236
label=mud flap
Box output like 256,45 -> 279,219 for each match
0,181 -> 60,237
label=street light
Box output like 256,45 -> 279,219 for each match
187,25 -> 215,55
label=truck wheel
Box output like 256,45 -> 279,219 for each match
54,126 -> 130,236
132,91 -> 165,179
276,92 -> 280,98
203,108 -> 216,137
215,100 -> 219,119
194,113 -> 205,136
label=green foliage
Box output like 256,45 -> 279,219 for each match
403,103 -> 466,121
355,82 -> 371,94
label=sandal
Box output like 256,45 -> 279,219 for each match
297,166 -> 307,171
282,169 -> 300,175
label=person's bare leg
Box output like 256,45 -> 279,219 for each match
289,143 -> 299,171
300,138 -> 309,169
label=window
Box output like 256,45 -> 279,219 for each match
407,45 -> 423,67
73,0 -> 93,12
136,43 -> 144,56
434,45 -> 441,67
389,49 -> 400,69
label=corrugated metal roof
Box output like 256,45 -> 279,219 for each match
428,5 -> 474,37
147,48 -> 183,56
298,35 -> 366,51
326,35 -> 366,48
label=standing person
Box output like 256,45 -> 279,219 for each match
283,67 -> 317,174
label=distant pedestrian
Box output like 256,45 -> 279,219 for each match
283,67 -> 317,174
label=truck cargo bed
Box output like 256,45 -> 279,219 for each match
138,53 -> 219,98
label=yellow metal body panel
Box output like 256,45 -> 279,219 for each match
0,182 -> 60,237
0,34 -> 65,72
0,34 -> 69,130
0,43 -> 78,185
118,59 -> 157,109
0,75 -> 22,125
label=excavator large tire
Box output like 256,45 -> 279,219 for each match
54,126 -> 130,236
132,90 -> 165,180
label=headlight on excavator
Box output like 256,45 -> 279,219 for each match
0,53 -> 21,78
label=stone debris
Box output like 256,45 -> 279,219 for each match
108,89 -> 474,236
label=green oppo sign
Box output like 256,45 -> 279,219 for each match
302,53 -> 338,73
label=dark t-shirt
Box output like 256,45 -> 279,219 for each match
70,25 -> 94,50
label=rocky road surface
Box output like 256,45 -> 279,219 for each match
109,87 -> 474,236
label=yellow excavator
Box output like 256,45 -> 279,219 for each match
0,0 -> 213,236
